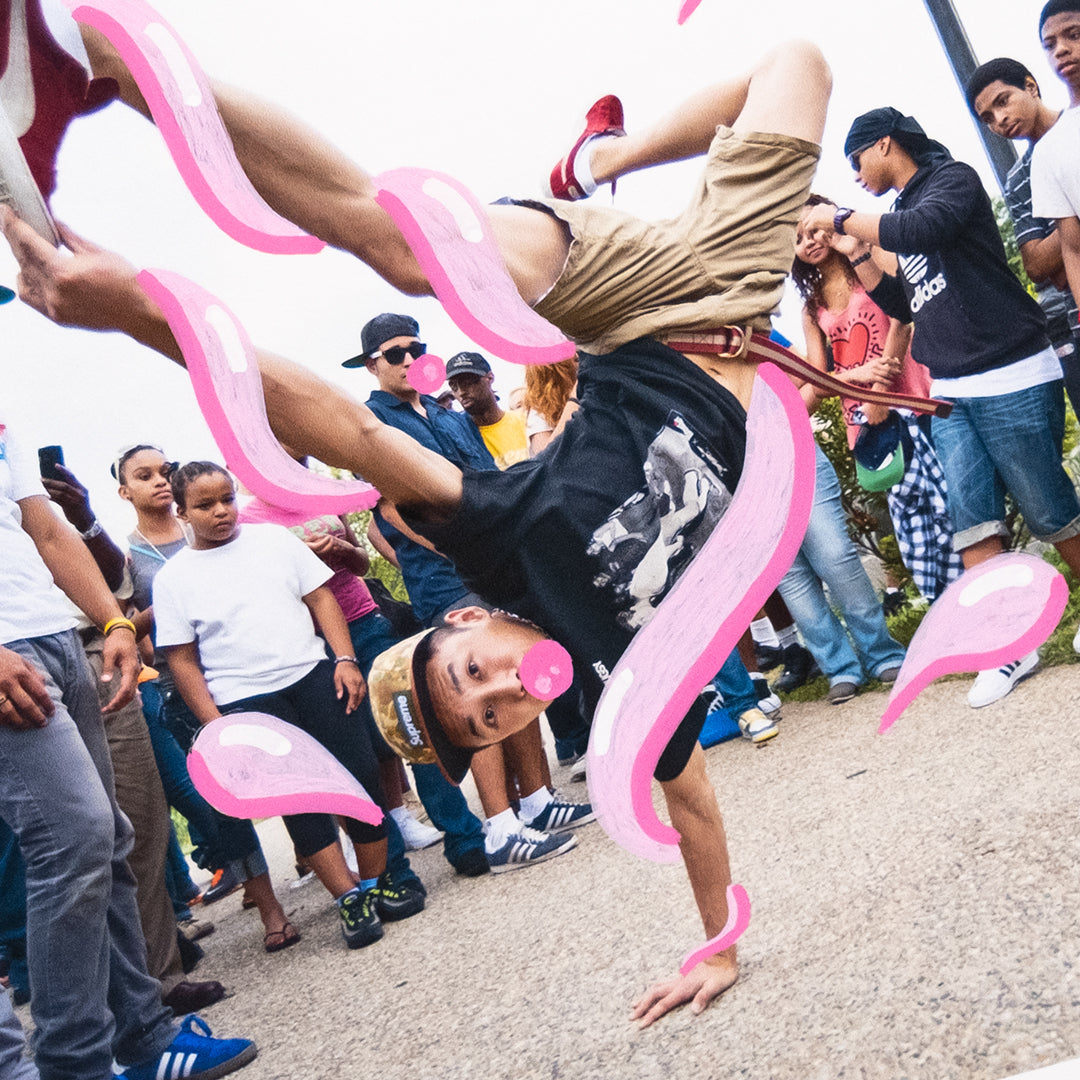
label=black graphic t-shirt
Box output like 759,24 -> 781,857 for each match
405,338 -> 747,778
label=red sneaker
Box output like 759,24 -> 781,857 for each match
0,0 -> 118,227
545,94 -> 625,201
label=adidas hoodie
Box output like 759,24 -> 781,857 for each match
869,160 -> 1048,380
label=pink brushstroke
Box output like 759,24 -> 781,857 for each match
520,640 -> 574,701
679,884 -> 751,974
408,353 -> 446,395
879,553 -> 1068,733
374,168 -> 576,366
677,0 -> 704,24
68,0 -> 323,255
586,363 -> 816,864
188,712 -> 382,825
138,268 -> 379,515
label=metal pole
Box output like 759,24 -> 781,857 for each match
922,0 -> 1017,191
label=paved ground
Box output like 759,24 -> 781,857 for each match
17,665 -> 1080,1080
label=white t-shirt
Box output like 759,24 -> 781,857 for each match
153,523 -> 333,704
0,421 -> 78,645
930,343 -> 1064,398
1031,104 -> 1080,220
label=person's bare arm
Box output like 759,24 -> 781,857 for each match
631,745 -> 738,1027
18,496 -> 138,712
1057,217 -> 1080,317
0,208 -> 464,520
1020,233 -> 1069,289
365,516 -> 400,568
301,586 -> 364,713
42,463 -> 126,589
163,642 -> 222,725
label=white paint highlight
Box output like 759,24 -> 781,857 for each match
204,305 -> 248,373
959,563 -> 1035,607
421,178 -> 483,242
591,668 -> 634,755
145,22 -> 203,107
219,722 -> 292,757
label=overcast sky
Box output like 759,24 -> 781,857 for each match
0,0 -> 1059,538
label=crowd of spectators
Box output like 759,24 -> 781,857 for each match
4,1 -> 1080,1077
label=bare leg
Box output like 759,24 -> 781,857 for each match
470,744 -> 512,819
961,536 -> 1005,569
379,758 -> 405,811
242,870 -> 290,937
501,719 -> 552,797
1053,534 -> 1080,579
306,839 -> 387,899
591,41 -> 831,183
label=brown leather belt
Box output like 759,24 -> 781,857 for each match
661,327 -> 953,419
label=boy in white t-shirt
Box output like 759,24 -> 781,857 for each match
153,461 -> 426,951
1031,1 -> 1080,316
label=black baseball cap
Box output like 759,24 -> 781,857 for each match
445,351 -> 492,379
342,313 -> 420,369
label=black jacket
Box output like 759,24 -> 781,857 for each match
870,160 -> 1048,379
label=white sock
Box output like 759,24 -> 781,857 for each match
777,625 -> 800,649
484,808 -> 519,853
750,617 -> 778,648
518,786 -> 553,823
571,133 -> 619,196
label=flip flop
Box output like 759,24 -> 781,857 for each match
263,921 -> 300,954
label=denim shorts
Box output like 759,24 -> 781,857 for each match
931,378 -> 1080,549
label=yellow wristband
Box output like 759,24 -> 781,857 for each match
103,617 -> 137,637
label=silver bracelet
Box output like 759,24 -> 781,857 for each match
78,519 -> 103,540
334,656 -> 360,666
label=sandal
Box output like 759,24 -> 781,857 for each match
263,921 -> 301,953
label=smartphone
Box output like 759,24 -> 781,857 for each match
38,445 -> 64,477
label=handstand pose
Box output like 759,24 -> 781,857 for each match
6,27 -> 830,1025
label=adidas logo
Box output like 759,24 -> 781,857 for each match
899,252 -> 929,283
909,272 -> 947,313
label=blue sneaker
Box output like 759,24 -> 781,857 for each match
118,1015 -> 256,1080
521,791 -> 595,833
486,826 -> 577,873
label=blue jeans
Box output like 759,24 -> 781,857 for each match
0,989 -> 36,1080
0,631 -> 176,1079
143,679 -> 269,880
0,817 -> 28,998
778,447 -> 906,686
709,650 -> 759,716
348,611 -> 485,870
931,378 -> 1080,550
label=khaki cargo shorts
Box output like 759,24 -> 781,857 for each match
530,126 -> 821,355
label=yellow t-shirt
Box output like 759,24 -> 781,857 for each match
479,411 -> 529,470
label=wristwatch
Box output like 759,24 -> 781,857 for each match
78,519 -> 104,540
833,208 -> 855,235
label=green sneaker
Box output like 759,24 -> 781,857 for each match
338,888 -> 383,949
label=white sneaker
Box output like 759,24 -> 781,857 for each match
967,651 -> 1040,708
738,707 -> 779,745
391,809 -> 444,851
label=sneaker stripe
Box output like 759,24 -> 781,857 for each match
183,1052 -> 198,1077
155,1053 -> 171,1080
